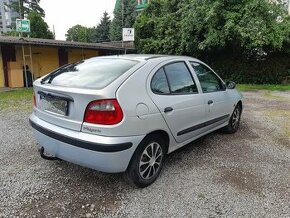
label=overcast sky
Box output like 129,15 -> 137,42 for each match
39,0 -> 116,40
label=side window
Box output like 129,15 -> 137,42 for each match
190,62 -> 225,93
151,68 -> 170,94
164,62 -> 198,94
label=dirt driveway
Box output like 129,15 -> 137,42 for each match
0,91 -> 289,217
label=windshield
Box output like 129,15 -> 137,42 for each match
42,58 -> 139,89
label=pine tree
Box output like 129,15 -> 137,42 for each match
110,0 -> 137,41
91,11 -> 111,42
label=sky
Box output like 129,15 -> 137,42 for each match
39,0 -> 116,40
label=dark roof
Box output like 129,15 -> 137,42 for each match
0,36 -> 135,51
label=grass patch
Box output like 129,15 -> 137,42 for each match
265,110 -> 290,147
263,91 -> 289,101
0,88 -> 33,112
237,84 -> 290,92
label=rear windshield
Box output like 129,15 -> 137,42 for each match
42,58 -> 139,89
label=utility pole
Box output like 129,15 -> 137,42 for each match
18,0 -> 23,19
18,0 -> 28,87
122,0 -> 124,28
18,0 -> 23,37
122,0 -> 124,49
53,25 -> 56,39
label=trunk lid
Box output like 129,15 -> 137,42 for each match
33,84 -> 111,131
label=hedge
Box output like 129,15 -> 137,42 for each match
203,52 -> 290,84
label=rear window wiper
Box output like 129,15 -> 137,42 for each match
40,61 -> 84,84
40,63 -> 72,84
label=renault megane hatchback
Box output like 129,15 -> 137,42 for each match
30,55 -> 243,188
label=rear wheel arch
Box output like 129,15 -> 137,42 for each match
145,130 -> 170,154
127,130 -> 170,169
237,100 -> 243,111
125,130 -> 170,187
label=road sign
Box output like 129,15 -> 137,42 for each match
16,19 -> 31,33
122,28 -> 134,42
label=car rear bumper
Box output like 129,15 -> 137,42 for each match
29,113 -> 144,173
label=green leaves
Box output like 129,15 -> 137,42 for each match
110,0 -> 137,41
65,12 -> 111,43
5,0 -> 50,38
4,10 -> 53,39
8,0 -> 45,19
65,25 -> 94,43
95,12 -> 111,42
135,0 -> 184,54
135,0 -> 290,58
27,11 -> 54,39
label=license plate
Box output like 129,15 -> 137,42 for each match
39,93 -> 69,116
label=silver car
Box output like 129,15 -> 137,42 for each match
30,55 -> 242,187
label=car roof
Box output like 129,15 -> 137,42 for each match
90,54 -> 200,62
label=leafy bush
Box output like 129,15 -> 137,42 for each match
135,0 -> 290,83
204,52 -> 290,84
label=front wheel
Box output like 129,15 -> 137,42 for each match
126,135 -> 166,188
223,104 -> 242,134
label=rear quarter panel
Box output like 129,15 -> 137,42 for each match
114,61 -> 172,137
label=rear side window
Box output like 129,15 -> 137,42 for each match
43,58 -> 138,89
151,68 -> 170,94
151,62 -> 198,95
190,62 -> 225,93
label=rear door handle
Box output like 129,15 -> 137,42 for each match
164,107 -> 173,113
208,100 -> 213,105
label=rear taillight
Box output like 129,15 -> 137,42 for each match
84,99 -> 123,125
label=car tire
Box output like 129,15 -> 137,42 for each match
223,104 -> 242,134
125,134 -> 166,188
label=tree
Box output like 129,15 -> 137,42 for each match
7,0 -> 45,19
27,11 -> 54,39
66,25 -> 95,43
135,0 -> 290,58
3,11 -> 53,39
110,0 -> 137,41
91,11 -> 111,42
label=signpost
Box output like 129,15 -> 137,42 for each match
16,19 -> 32,87
122,28 -> 135,42
122,28 -> 134,54
16,19 -> 31,33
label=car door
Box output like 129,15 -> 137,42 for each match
148,61 -> 206,143
189,61 -> 232,130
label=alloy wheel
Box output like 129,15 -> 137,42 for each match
139,142 -> 163,180
232,107 -> 240,129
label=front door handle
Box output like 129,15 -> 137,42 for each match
164,107 -> 173,113
208,100 -> 213,105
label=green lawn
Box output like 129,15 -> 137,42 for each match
0,88 -> 33,111
237,84 -> 290,92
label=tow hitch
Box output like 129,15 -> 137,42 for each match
39,147 -> 60,161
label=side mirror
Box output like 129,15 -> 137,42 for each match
226,81 -> 236,89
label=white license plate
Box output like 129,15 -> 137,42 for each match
39,94 -> 68,116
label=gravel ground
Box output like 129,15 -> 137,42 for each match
0,91 -> 289,217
